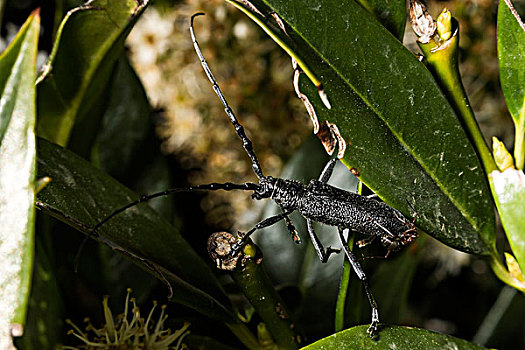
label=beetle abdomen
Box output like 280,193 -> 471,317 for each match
299,180 -> 407,236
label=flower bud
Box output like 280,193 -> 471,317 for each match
437,8 -> 453,41
492,136 -> 515,171
409,0 -> 436,44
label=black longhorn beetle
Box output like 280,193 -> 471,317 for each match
81,13 -> 418,336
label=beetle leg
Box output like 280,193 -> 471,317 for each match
318,157 -> 338,183
338,227 -> 379,337
357,235 -> 376,248
306,219 -> 340,263
229,210 -> 293,255
282,211 -> 301,244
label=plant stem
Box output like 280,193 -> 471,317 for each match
419,29 -> 498,176
207,233 -> 300,349
334,259 -> 351,332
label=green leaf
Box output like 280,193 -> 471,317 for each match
490,168 -> 525,282
36,0 -> 150,146
236,0 -> 495,255
356,0 -> 406,39
302,325 -> 490,349
0,10 -> 39,348
93,55 -> 173,218
94,56 -> 154,180
14,236 -> 63,349
497,0 -> 525,169
35,138 -> 237,324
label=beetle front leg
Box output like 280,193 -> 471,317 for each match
338,227 -> 379,337
279,205 -> 302,244
229,210 -> 293,255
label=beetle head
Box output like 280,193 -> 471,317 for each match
252,176 -> 277,200
381,211 -> 418,256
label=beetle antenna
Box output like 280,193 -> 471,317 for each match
74,181 -> 258,271
405,198 -> 418,220
190,13 -> 265,180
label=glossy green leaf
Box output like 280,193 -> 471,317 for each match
35,138 -> 236,324
93,56 -> 173,219
36,0 -> 150,146
0,10 -> 39,348
356,0 -> 406,39
91,55 -> 178,301
15,236 -> 63,349
302,325 -> 489,349
236,0 -> 495,255
497,0 -> 525,169
94,56 -> 154,179
490,169 -> 525,279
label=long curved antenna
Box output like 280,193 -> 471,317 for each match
74,181 -> 258,271
190,13 -> 265,180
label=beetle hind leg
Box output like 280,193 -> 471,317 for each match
338,227 -> 379,337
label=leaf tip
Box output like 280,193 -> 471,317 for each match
29,8 -> 41,24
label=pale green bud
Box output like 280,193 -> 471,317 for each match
437,8 -> 453,41
492,136 -> 515,171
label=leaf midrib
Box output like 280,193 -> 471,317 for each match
265,2 -> 488,240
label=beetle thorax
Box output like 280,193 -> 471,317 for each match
270,178 -> 305,210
